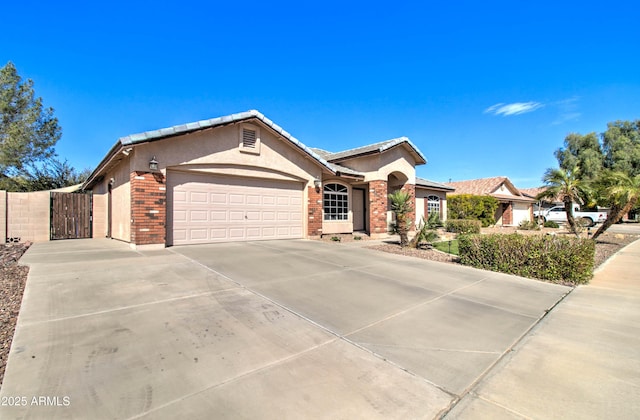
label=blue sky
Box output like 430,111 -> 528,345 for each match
2,1 -> 639,188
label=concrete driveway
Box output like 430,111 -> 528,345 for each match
0,239 -> 570,419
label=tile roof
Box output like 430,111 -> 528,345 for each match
519,187 -> 546,198
446,177 -> 535,202
520,187 -> 563,203
445,176 -> 508,195
317,137 -> 427,164
416,177 -> 455,191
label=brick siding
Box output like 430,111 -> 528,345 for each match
503,202 -> 513,226
307,185 -> 323,237
369,180 -> 388,234
130,172 -> 166,245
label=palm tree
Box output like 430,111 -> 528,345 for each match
536,167 -> 592,237
592,171 -> 640,240
388,190 -> 413,247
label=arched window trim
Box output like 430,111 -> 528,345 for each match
323,182 -> 349,221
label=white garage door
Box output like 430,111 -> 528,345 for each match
169,171 -> 303,245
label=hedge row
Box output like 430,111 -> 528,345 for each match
458,234 -> 595,285
445,219 -> 482,234
447,194 -> 499,227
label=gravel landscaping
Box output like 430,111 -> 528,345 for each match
0,243 -> 30,389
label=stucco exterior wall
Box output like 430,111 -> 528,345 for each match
415,189 -> 448,224
130,123 -> 322,186
92,192 -> 107,238
105,159 -> 132,242
337,147 -> 417,184
7,191 -> 50,242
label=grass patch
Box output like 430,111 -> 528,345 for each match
434,239 -> 459,255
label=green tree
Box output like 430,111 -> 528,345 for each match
1,61 -> 61,186
592,171 -> 640,240
602,120 -> 640,177
5,158 -> 91,192
537,167 -> 592,236
544,120 -> 640,238
388,190 -> 413,247
554,132 -> 603,181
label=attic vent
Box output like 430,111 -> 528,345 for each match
242,128 -> 257,148
239,124 -> 261,154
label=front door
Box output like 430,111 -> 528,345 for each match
353,188 -> 365,231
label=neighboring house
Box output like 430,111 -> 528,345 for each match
520,187 -> 562,213
82,110 -> 450,248
445,177 -> 535,226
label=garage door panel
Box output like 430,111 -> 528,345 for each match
246,195 -> 261,205
210,211 -> 226,221
262,195 -> 275,205
229,228 -> 245,239
211,193 -> 227,204
229,194 -> 245,205
190,229 -> 208,240
169,172 -> 303,245
190,210 -> 208,222
174,210 -> 187,222
211,229 -> 227,239
174,191 -> 187,203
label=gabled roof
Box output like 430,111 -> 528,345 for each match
314,137 -> 427,165
520,187 -> 546,199
84,110 -> 353,189
446,176 -> 535,202
416,177 -> 455,191
520,187 -> 563,203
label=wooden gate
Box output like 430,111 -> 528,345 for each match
50,192 -> 92,240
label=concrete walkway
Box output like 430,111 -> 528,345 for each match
445,239 -> 640,419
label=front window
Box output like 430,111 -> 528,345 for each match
323,183 -> 348,220
427,195 -> 440,216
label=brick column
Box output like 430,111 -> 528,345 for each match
130,171 -> 166,246
369,180 -> 388,235
401,183 -> 416,231
503,202 -> 513,226
307,186 -> 323,237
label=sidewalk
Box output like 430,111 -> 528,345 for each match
445,239 -> 640,419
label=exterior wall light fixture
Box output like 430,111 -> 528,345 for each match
149,156 -> 159,171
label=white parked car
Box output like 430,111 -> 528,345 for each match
534,205 -> 607,227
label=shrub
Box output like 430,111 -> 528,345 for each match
448,194 -> 499,227
445,219 -> 482,234
518,220 -> 540,230
458,234 -> 595,285
544,220 -> 560,228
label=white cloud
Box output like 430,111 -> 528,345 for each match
551,96 -> 581,125
484,101 -> 544,116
